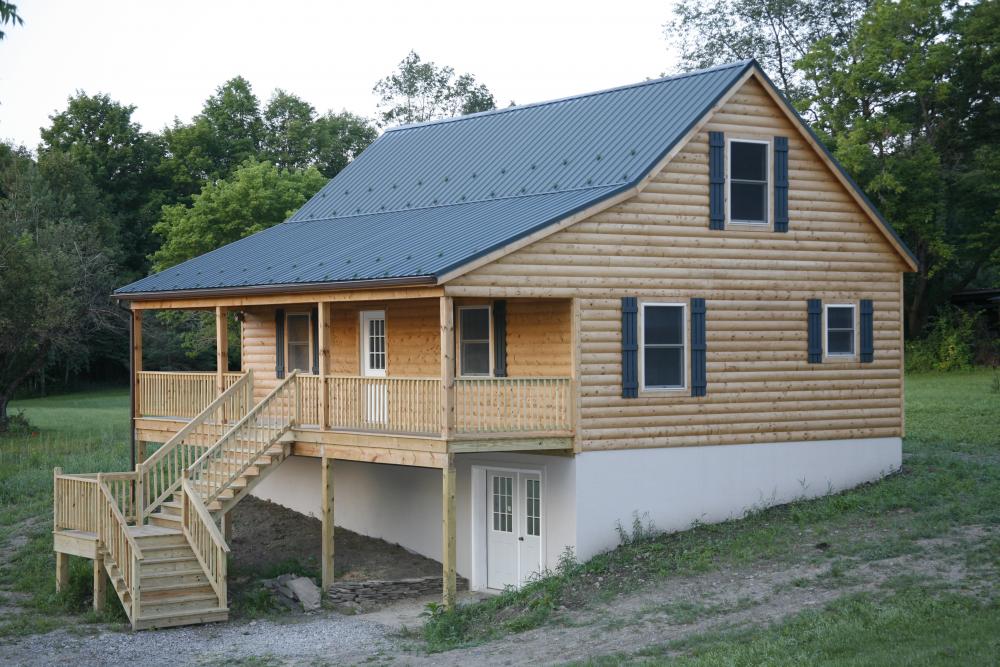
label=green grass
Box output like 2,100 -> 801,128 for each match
0,388 -> 131,636
422,369 -> 1000,655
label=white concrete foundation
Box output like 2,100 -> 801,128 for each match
572,437 -> 902,560
253,437 -> 900,590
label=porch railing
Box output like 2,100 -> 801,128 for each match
137,371 -> 244,419
454,377 -> 573,434
293,374 -> 572,436
138,371 -> 254,520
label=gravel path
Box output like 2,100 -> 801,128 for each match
2,612 -> 396,666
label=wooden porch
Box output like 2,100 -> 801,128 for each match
53,291 -> 579,629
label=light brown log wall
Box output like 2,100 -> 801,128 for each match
447,77 -> 906,451
506,300 -> 572,377
242,298 -> 571,390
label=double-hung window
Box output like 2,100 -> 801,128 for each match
286,313 -> 311,372
459,306 -> 491,376
825,304 -> 856,357
640,303 -> 686,390
728,139 -> 769,225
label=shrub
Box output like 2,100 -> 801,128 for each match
906,306 -> 981,372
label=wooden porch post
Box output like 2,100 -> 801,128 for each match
440,296 -> 454,439
55,553 -> 69,592
318,302 -> 331,430
321,451 -> 335,590
93,554 -> 106,612
442,454 -> 457,610
215,306 -> 228,395
132,310 -> 143,465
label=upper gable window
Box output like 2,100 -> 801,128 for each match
728,139 -> 769,225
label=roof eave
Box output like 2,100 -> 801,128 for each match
113,275 -> 437,303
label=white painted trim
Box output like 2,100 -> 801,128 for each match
725,136 -> 772,228
638,301 -> 688,393
823,302 -> 857,360
360,309 -> 387,377
456,304 -> 493,378
471,462 -> 546,591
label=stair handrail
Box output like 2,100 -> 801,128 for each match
187,370 -> 298,507
138,370 -> 254,520
96,474 -> 144,624
180,473 -> 230,608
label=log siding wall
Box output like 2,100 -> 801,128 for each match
241,298 -> 569,399
446,78 -> 906,451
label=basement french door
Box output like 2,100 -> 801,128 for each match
361,310 -> 387,424
486,469 -> 542,590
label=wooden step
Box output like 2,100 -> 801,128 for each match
139,543 -> 198,559
159,500 -> 182,517
140,591 -> 220,616
142,555 -> 200,574
134,607 -> 228,631
149,512 -> 182,529
141,582 -> 216,600
141,569 -> 209,588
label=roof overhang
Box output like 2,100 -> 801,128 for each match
114,275 -> 437,305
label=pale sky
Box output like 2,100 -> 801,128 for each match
0,0 -> 680,149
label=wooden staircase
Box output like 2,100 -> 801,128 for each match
112,525 -> 228,630
54,371 -> 300,630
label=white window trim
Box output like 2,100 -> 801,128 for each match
726,137 -> 772,228
638,301 -> 688,392
823,303 -> 857,359
285,311 -> 313,374
457,304 -> 493,378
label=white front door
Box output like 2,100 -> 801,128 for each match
486,469 -> 543,589
360,310 -> 387,424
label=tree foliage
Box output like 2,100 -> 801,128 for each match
667,0 -> 1000,334
151,159 -> 327,272
373,50 -> 496,126
0,0 -> 22,40
0,145 -> 116,428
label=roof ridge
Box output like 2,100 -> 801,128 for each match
285,181 -> 617,226
385,60 -> 756,134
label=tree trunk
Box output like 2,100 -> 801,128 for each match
0,394 -> 9,432
908,272 -> 930,336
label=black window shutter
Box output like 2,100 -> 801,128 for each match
311,306 -> 319,375
860,299 -> 874,362
774,136 -> 789,233
709,131 -> 725,230
621,297 -> 638,398
493,300 -> 507,377
690,298 -> 707,397
275,308 -> 285,378
807,299 -> 822,363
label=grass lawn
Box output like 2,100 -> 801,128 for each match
0,388 -> 131,636
0,370 -> 997,660
423,369 -> 1000,663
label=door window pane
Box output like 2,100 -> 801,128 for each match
526,479 -> 540,537
642,305 -> 685,389
492,475 -> 512,532
729,141 -> 768,224
826,306 -> 855,355
287,314 -> 310,371
368,317 -> 385,371
460,307 -> 491,375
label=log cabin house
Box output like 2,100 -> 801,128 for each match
52,60 -> 916,630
